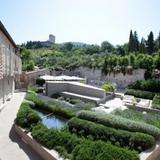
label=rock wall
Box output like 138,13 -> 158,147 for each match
52,67 -> 145,91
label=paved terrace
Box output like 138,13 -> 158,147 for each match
0,91 -> 42,160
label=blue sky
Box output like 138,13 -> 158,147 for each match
1,0 -> 160,45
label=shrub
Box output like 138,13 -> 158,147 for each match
25,93 -> 75,119
16,102 -> 41,128
101,83 -> 114,92
125,89 -> 155,99
31,123 -> 139,160
152,95 -> 160,110
113,109 -> 160,129
129,80 -> 160,93
36,77 -> 45,86
72,141 -> 139,160
28,86 -> 38,93
77,111 -> 160,139
68,117 -> 155,151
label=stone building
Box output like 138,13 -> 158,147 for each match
0,21 -> 21,106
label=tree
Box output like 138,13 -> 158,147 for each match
128,30 -> 134,52
64,42 -> 73,51
147,31 -> 155,54
128,30 -> 139,52
133,31 -> 139,51
139,38 -> 146,53
158,33 -> 160,50
101,41 -> 114,52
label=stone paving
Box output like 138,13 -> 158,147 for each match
0,91 -> 42,160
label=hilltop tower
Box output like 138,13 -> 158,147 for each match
49,34 -> 55,43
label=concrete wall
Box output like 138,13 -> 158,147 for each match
46,81 -> 106,101
19,69 -> 50,88
68,82 -> 105,98
52,67 -> 145,90
14,124 -> 58,160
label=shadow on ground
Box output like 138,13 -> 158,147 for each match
9,124 -> 43,160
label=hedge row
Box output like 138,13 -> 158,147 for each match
125,89 -> 155,100
77,111 -> 160,139
25,92 -> 75,119
68,117 -> 155,151
16,102 -> 41,128
128,80 -> 160,93
31,123 -> 139,160
152,95 -> 160,110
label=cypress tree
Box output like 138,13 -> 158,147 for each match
128,30 -> 139,52
158,32 -> 160,50
147,31 -> 154,54
133,31 -> 139,51
139,38 -> 146,53
128,30 -> 134,52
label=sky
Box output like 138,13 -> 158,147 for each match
0,0 -> 160,45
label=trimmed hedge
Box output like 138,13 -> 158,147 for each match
77,111 -> 160,139
152,95 -> 160,110
125,89 -> 155,99
128,80 -> 160,93
68,117 -> 155,151
72,141 -> 139,160
31,123 -> 139,160
16,102 -> 41,128
36,77 -> 45,86
113,109 -> 160,129
25,92 -> 75,119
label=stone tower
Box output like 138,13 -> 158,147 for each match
49,34 -> 55,43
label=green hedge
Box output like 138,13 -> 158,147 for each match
152,95 -> 160,110
16,102 -> 41,128
68,117 -> 155,151
31,123 -> 139,160
36,77 -> 45,86
77,111 -> 160,139
125,89 -> 155,99
129,80 -> 160,93
25,92 -> 75,119
113,109 -> 160,129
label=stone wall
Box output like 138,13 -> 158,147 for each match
19,69 -> 50,88
52,67 -> 145,90
0,76 -> 14,106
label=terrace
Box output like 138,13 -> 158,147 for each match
13,79 -> 160,160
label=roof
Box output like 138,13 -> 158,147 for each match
0,21 -> 17,49
40,75 -> 85,81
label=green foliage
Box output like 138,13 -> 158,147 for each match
129,80 -> 160,93
16,102 -> 41,128
72,141 -> 139,160
147,31 -> 155,54
125,89 -> 155,99
113,109 -> 160,129
68,117 -> 155,151
152,95 -> 160,110
25,93 -> 75,119
36,78 -> 45,86
77,110 -> 160,139
101,83 -> 114,92
31,123 -> 139,160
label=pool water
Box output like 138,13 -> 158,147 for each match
36,110 -> 67,129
